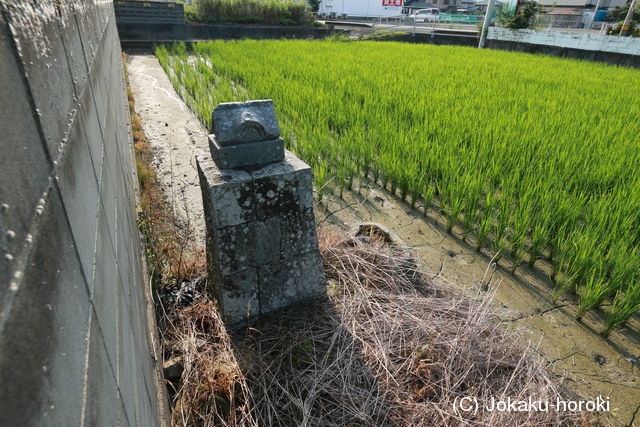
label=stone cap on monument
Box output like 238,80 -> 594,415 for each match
208,99 -> 285,169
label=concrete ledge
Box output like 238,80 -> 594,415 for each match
368,32 -> 478,47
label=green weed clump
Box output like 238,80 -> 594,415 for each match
155,40 -> 640,333
189,0 -> 313,25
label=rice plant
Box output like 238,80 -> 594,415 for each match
156,40 -> 640,331
603,282 -> 640,337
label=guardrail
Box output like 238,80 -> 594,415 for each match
440,13 -> 483,24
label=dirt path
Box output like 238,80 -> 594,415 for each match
318,182 -> 640,426
126,53 -> 208,246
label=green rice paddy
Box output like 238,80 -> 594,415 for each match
155,40 -> 640,335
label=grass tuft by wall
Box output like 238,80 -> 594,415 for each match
186,0 -> 314,26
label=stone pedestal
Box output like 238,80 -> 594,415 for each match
197,100 -> 325,325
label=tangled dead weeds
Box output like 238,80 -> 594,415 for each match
161,227 -> 587,426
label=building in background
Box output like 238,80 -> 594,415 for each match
475,0 -> 626,28
537,0 -> 627,27
318,0 -> 405,18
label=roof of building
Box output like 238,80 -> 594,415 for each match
474,0 -> 504,6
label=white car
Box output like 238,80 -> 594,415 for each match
408,8 -> 440,23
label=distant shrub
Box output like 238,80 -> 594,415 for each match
606,3 -> 640,37
192,0 -> 314,26
499,0 -> 546,29
607,21 -> 640,36
279,18 -> 298,26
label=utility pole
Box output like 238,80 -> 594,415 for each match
620,0 -> 638,36
479,0 -> 497,48
587,0 -> 602,30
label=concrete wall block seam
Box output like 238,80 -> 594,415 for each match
0,184 -> 92,425
1,3 -> 163,425
0,10 -> 55,293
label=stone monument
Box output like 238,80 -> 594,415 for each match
197,100 -> 326,326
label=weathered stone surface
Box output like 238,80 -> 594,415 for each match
198,146 -> 326,326
253,217 -> 282,265
278,209 -> 319,259
220,268 -> 260,321
209,135 -> 284,169
197,155 -> 254,227
212,99 -> 281,146
259,254 -> 326,314
208,99 -> 285,169
252,152 -> 314,221
216,222 -> 257,275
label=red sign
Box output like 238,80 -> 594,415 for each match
382,0 -> 403,6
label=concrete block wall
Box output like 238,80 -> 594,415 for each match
0,1 -> 164,426
116,22 -> 336,44
486,28 -> 640,67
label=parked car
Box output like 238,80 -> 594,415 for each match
408,8 -> 440,23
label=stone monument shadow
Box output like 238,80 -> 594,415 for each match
227,297 -> 394,425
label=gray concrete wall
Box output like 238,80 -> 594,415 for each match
488,28 -> 640,56
0,1 -> 165,426
114,0 -> 185,25
116,22 -> 336,43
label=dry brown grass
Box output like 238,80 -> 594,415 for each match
163,300 -> 255,426
162,227 -> 586,426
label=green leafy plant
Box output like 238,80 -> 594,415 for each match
606,2 -> 640,36
499,0 -> 546,29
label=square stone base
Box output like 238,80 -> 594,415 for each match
197,151 -> 326,326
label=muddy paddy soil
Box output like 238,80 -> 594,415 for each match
318,182 -> 639,426
126,52 -> 639,426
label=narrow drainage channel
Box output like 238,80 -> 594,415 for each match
126,52 -> 209,247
